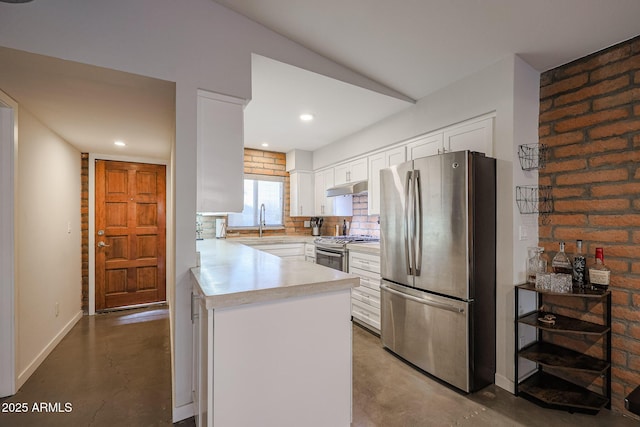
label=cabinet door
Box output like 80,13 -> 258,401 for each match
314,169 -> 335,216
367,153 -> 385,216
334,163 -> 350,186
385,146 -> 406,167
444,117 -> 493,156
350,157 -> 368,182
197,90 -> 245,213
290,171 -> 314,217
407,133 -> 443,160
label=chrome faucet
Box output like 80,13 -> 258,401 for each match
259,203 -> 266,237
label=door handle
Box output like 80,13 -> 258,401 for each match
404,170 -> 413,275
414,170 -> 422,276
381,284 -> 464,313
97,241 -> 110,248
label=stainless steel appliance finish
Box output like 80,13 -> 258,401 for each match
314,235 -> 380,272
381,281 -> 470,391
380,150 -> 496,393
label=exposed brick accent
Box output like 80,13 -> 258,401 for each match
231,149 -> 379,238
81,153 -> 89,313
538,35 -> 640,417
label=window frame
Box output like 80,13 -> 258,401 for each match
227,173 -> 285,229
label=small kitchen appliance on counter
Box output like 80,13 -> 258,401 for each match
215,218 -> 227,239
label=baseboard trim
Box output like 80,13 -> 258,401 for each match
173,402 -> 194,423
495,373 -> 514,394
16,310 -> 83,389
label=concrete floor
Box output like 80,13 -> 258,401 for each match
352,324 -> 638,427
0,307 -> 173,427
1,307 -> 637,426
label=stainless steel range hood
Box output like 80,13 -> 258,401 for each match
326,180 -> 368,197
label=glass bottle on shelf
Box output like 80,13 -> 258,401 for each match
552,241 -> 573,275
572,239 -> 586,287
589,247 -> 610,287
527,246 -> 547,284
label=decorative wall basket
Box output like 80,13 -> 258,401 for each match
516,185 -> 553,224
518,144 -> 549,171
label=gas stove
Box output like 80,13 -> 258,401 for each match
314,235 -> 380,246
314,235 -> 379,272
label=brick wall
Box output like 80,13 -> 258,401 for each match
229,148 -> 355,237
538,35 -> 640,416
218,149 -> 379,238
349,194 -> 380,237
80,153 -> 89,313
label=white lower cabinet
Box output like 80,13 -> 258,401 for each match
304,243 -> 316,263
248,243 -> 306,261
348,250 -> 381,333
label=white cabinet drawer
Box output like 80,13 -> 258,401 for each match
349,266 -> 380,283
351,299 -> 381,331
352,272 -> 380,291
251,243 -> 305,258
349,252 -> 380,274
304,243 -> 315,257
352,286 -> 380,308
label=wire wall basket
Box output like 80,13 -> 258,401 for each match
518,143 -> 549,170
516,185 -> 553,224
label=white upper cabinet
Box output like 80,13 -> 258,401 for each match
197,90 -> 246,213
289,171 -> 314,217
368,146 -> 406,215
314,168 -> 334,216
315,168 -> 352,217
334,157 -> 368,185
444,117 -> 493,156
406,116 -> 493,161
407,133 -> 444,160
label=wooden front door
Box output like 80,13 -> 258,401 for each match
95,160 -> 166,311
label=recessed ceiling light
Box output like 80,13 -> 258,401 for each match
261,142 -> 269,147
300,113 -> 314,122
114,141 -> 126,147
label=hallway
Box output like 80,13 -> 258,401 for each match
0,307 -> 172,427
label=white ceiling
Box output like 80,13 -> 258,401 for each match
0,46 -> 175,160
217,0 -> 640,101
1,1 -> 639,158
245,54 -> 413,152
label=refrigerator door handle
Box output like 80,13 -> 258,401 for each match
404,170 -> 413,275
381,284 -> 465,313
413,170 -> 423,276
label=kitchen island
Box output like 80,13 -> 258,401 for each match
190,238 -> 359,427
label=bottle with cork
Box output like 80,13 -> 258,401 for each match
589,247 -> 610,288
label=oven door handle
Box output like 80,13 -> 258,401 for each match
316,248 -> 344,258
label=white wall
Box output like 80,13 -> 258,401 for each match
0,0 -> 408,419
16,108 -> 82,387
0,90 -> 17,397
313,55 -> 541,392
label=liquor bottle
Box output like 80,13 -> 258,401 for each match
589,247 -> 610,287
527,247 -> 547,284
572,240 -> 586,287
552,241 -> 572,275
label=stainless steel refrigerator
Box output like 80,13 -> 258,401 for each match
380,150 -> 496,393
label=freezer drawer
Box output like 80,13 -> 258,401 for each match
381,281 -> 471,392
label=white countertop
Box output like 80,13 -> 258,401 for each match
191,239 -> 359,309
346,242 -> 380,255
227,235 -> 316,245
